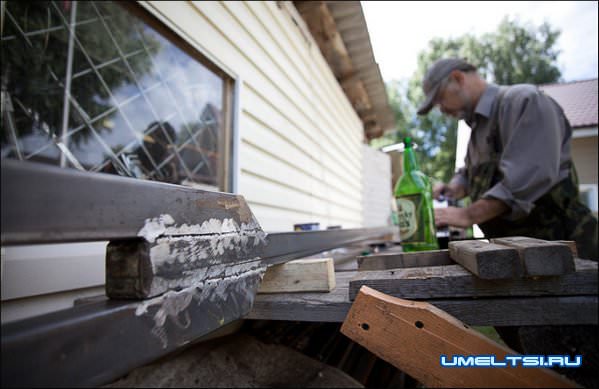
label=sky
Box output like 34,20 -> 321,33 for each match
362,1 -> 599,83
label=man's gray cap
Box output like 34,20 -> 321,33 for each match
417,58 -> 476,115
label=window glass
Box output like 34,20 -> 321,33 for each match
1,1 -> 229,188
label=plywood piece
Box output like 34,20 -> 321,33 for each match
491,237 -> 575,276
258,258 -> 335,293
448,240 -> 523,279
357,250 -> 453,271
341,286 -> 577,388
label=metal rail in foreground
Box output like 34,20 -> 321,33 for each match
1,228 -> 393,388
1,159 -> 396,387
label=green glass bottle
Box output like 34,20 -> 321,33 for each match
394,137 -> 439,252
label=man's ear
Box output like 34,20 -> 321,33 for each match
450,70 -> 465,85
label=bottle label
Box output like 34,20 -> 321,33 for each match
397,194 -> 423,243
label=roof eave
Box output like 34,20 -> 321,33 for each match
293,1 -> 396,140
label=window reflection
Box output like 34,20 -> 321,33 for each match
1,1 -> 228,188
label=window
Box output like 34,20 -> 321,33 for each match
1,1 -> 233,190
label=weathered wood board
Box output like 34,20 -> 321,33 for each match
258,258 -> 335,293
491,237 -> 575,276
448,240 -> 522,279
349,258 -> 597,300
358,250 -> 453,271
248,268 -> 598,326
341,286 -> 577,388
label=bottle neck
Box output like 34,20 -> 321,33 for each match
403,146 -> 420,173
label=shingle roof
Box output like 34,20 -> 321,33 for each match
539,79 -> 598,128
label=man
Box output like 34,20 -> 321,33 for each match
417,58 -> 597,260
417,58 -> 598,386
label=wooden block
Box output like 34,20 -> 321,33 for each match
341,286 -> 577,388
348,258 -> 598,301
357,250 -> 453,271
491,237 -> 575,276
555,240 -> 578,257
258,258 -> 335,293
448,240 -> 523,279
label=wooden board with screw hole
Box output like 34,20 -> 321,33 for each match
341,286 -> 578,388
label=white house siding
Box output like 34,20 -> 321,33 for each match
1,1 -> 375,322
144,1 -> 365,232
571,134 -> 598,187
362,145 -> 392,227
571,133 -> 598,214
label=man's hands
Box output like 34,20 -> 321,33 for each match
432,181 -> 466,200
434,206 -> 472,228
434,198 -> 509,228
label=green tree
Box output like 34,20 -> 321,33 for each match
373,17 -> 562,184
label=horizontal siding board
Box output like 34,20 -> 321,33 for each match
241,86 -> 362,191
259,1 -> 363,142
196,1 -> 362,173
239,171 -> 361,223
239,171 -> 327,216
247,202 -> 360,232
253,1 -> 364,154
255,2 -> 363,142
240,111 -> 321,178
240,139 -> 362,210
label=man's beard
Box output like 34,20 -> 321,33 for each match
455,93 -> 474,122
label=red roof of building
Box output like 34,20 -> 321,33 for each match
539,78 -> 598,128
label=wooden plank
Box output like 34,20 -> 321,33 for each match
429,295 -> 598,326
258,258 -> 335,293
247,270 -> 598,325
448,240 -> 523,279
491,237 -> 575,276
555,240 -> 578,257
341,286 -> 577,388
249,271 -> 354,322
348,258 -> 598,301
357,250 -> 453,271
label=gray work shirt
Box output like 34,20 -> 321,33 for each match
454,83 -> 572,220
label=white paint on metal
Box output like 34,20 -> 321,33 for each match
137,214 -> 175,243
134,260 -> 266,348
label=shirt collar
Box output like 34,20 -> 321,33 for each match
474,83 -> 500,118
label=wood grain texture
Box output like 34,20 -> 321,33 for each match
341,286 -> 577,388
258,258 -> 335,293
349,258 -> 597,301
358,250 -> 453,271
247,270 -> 598,325
448,240 -> 522,279
491,237 -> 575,276
249,271 -> 354,322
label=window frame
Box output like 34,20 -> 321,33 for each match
1,0 -> 237,192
